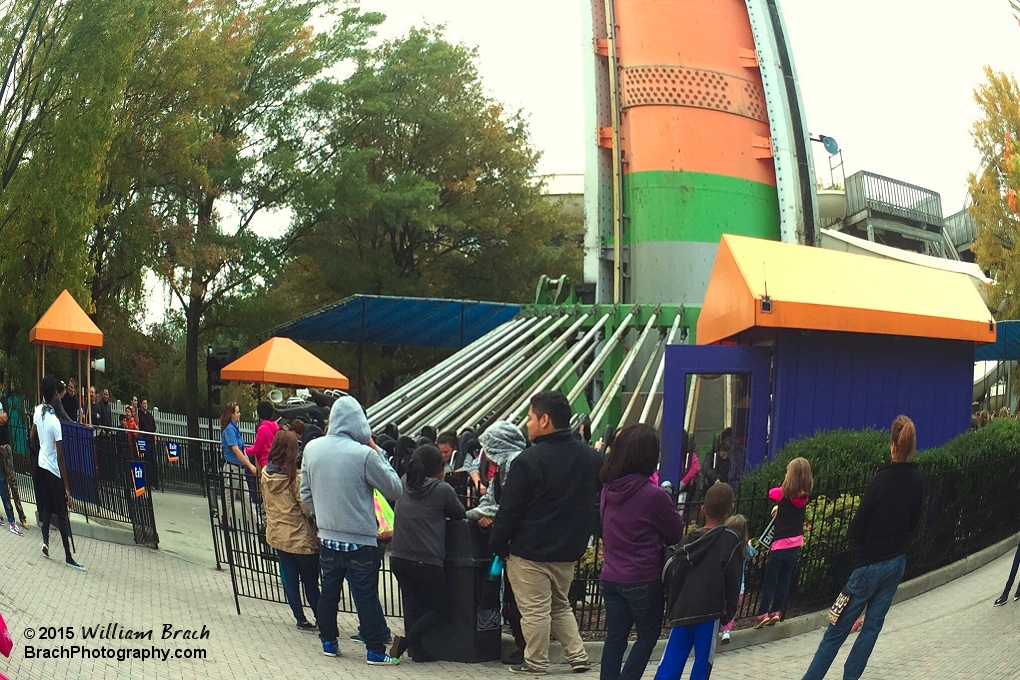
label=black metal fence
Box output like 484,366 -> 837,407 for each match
211,466 -> 481,616
573,452 -> 1020,633
143,433 -> 220,496
6,422 -> 159,548
208,450 -> 1020,634
210,466 -> 406,616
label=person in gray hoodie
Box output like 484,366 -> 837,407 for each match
387,444 -> 466,661
300,396 -> 403,665
467,420 -> 529,665
466,421 -> 527,524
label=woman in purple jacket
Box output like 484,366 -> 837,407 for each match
599,424 -> 684,680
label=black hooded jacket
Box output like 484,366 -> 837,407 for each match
389,476 -> 466,567
665,525 -> 743,628
490,429 -> 601,562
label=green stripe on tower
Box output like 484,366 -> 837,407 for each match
624,170 -> 780,244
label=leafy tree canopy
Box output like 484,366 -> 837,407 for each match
970,67 -> 1020,318
282,27 -> 583,312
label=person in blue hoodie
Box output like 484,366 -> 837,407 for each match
300,396 -> 403,665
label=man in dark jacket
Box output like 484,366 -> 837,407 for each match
99,389 -> 113,428
491,391 -> 601,675
138,399 -> 158,490
702,428 -> 732,486
88,387 -> 102,426
657,483 -> 742,680
61,378 -> 81,423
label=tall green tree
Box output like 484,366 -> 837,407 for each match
285,28 -> 582,303
86,0 -> 233,324
136,0 -> 381,436
276,28 -> 583,396
970,67 -> 1020,318
0,0 -> 151,392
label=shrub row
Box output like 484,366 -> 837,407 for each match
740,417 -> 1020,490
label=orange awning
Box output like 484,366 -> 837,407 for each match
29,290 -> 103,349
697,235 -> 996,346
220,337 -> 349,389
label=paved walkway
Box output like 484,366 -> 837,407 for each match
0,514 -> 1015,680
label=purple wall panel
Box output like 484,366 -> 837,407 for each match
770,330 -> 974,457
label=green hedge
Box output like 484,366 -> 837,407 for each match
741,418 -> 1020,490
732,418 -> 1020,610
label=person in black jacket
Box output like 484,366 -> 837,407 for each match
98,388 -> 113,428
656,483 -> 741,680
51,382 -> 72,423
701,428 -> 732,486
61,378 -> 81,423
801,415 -> 925,680
137,399 -> 160,490
490,391 -> 601,676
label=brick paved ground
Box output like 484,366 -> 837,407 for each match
0,526 -> 1015,680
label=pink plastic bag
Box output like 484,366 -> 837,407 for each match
0,611 -> 12,658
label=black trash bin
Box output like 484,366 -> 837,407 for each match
421,519 -> 502,662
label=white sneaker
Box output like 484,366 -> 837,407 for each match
65,559 -> 85,572
41,542 -> 49,557
9,522 -> 22,537
720,630 -> 731,644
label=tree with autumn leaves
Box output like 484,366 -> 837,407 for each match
970,67 -> 1020,319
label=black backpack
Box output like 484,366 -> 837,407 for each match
661,540 -> 691,598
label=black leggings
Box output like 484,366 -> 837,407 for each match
390,556 -> 447,660
35,467 -> 72,561
503,574 -> 524,650
1001,536 -> 1020,599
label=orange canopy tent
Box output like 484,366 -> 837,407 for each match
220,337 -> 349,390
29,290 -> 104,421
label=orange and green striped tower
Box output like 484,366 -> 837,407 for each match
583,0 -> 818,311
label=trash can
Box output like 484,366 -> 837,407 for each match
422,519 -> 502,662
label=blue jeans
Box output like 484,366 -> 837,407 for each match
654,619 -> 718,680
318,545 -> 388,654
600,580 -> 664,680
801,554 -> 906,680
757,547 -> 800,616
278,550 -> 320,624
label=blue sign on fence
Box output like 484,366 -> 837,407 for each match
136,438 -> 147,454
165,441 -> 180,464
131,461 -> 146,498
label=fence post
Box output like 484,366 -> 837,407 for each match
217,467 -> 242,615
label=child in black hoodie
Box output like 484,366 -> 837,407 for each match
655,483 -> 742,680
387,445 -> 466,662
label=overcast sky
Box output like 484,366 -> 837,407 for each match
360,0 -> 1020,214
147,1 -> 1020,325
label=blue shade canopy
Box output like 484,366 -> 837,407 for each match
272,295 -> 521,349
975,320 -> 1020,361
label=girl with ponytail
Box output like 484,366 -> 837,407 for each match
387,444 -> 466,662
801,415 -> 924,679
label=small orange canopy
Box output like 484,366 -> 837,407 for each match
697,235 -> 996,346
220,337 -> 349,389
29,290 -> 103,349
